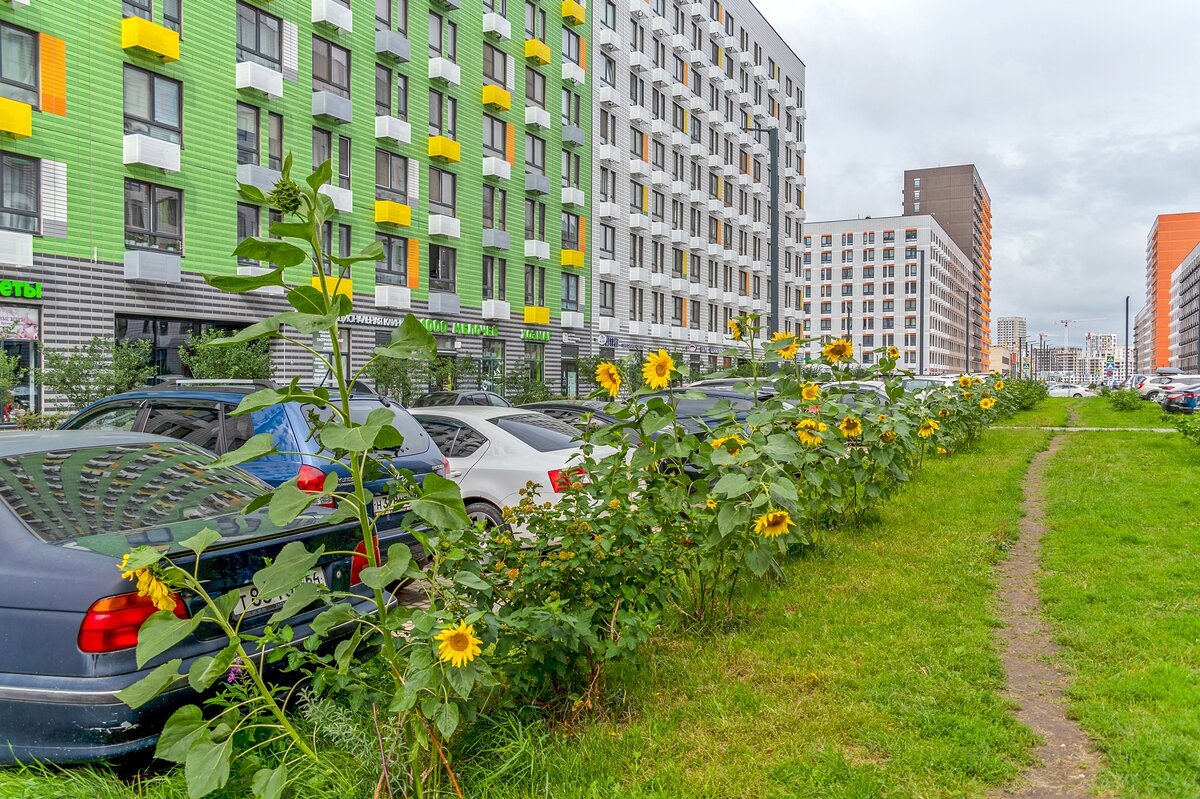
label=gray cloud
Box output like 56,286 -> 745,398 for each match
756,0 -> 1200,343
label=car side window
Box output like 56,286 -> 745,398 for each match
71,405 -> 141,431
488,393 -> 508,406
417,418 -> 487,458
450,423 -> 487,457
142,403 -> 222,452
465,393 -> 488,406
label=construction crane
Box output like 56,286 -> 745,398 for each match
1058,318 -> 1103,349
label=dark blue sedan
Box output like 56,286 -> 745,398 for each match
0,431 -> 409,763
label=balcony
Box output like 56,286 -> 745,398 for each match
482,228 -> 510,250
524,106 -> 551,128
376,284 -> 412,310
596,201 -> 620,219
237,163 -> 281,195
524,240 -> 550,260
629,159 -> 650,177
628,105 -> 650,124
312,90 -> 352,124
427,135 -> 460,161
236,61 -> 283,99
597,86 -> 619,106
0,230 -> 32,267
561,311 -> 585,329
121,16 -> 179,62
561,187 -> 585,207
482,84 -> 511,110
649,323 -> 667,338
649,15 -> 667,33
596,258 -> 619,276
628,321 -> 650,336
429,57 -> 461,85
562,62 -> 585,84
561,249 -> 584,268
374,200 -> 411,226
562,0 -> 585,24
628,267 -> 650,285
650,118 -> 669,136
597,28 -> 621,50
597,143 -> 620,163
428,214 -> 460,238
426,292 -> 460,315
650,221 -> 670,238
311,0 -> 352,33
524,173 -> 550,194
125,249 -> 183,284
561,124 -> 585,147
375,115 -> 411,144
628,51 -> 651,71
628,0 -> 648,17
670,33 -> 688,52
669,326 -> 686,341
482,156 -> 510,180
483,12 -> 511,39
649,272 -> 667,288
0,97 -> 31,138
481,299 -> 511,320
524,38 -> 551,64
598,316 -> 620,333
123,134 -> 180,172
375,29 -> 411,61
318,184 -> 353,213
523,305 -> 550,325
629,213 -> 649,230
650,67 -> 670,86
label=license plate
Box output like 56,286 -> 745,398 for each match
375,496 -> 410,517
233,569 -> 327,619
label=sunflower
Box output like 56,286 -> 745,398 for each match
918,419 -> 940,438
880,430 -> 897,443
886,345 -> 900,360
938,408 -> 951,419
705,496 -> 718,510
973,377 -> 983,385
822,338 -> 854,363
994,380 -> 1005,392
957,375 -> 974,389
877,413 -> 888,422
435,621 -> 483,668
936,447 -> 948,456
119,556 -> 176,612
801,383 -> 821,401
980,396 -> 997,410
962,390 -> 974,400
838,416 -> 863,438
642,349 -> 675,390
710,434 -> 746,455
796,418 -> 826,447
594,361 -> 621,398
771,331 -> 799,361
728,318 -> 744,341
753,509 -> 794,539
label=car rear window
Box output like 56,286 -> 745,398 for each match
307,400 -> 431,456
643,393 -> 755,418
490,413 -> 582,451
0,442 -> 266,545
417,393 -> 457,406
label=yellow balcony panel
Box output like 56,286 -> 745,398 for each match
312,275 -> 353,299
427,135 -> 461,162
482,84 -> 512,110
524,305 -> 550,325
0,97 -> 32,139
561,0 -> 586,24
560,249 -> 584,268
375,200 -> 412,226
121,16 -> 180,62
524,38 -> 551,65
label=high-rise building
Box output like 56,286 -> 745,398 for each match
1170,241 -> 1200,373
1134,303 -> 1153,373
1144,212 -> 1200,370
588,0 -> 806,376
994,316 -> 1026,349
799,215 -> 970,373
901,164 -> 991,372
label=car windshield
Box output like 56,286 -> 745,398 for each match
490,413 -> 582,451
0,442 -> 271,546
641,393 -> 755,418
307,400 -> 431,456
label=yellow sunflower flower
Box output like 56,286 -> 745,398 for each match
822,338 -> 854,363
980,396 -> 997,410
938,408 -> 951,419
119,556 -> 176,612
936,447 -> 948,456
771,331 -> 799,361
918,419 -> 940,438
705,496 -> 718,510
753,509 -> 794,539
886,345 -> 900,360
801,383 -> 821,401
880,430 -> 897,443
973,377 -> 983,385
728,318 -> 744,341
957,375 -> 974,389
796,418 -> 826,447
642,349 -> 675,390
435,621 -> 483,668
710,434 -> 746,455
595,361 -> 622,398
994,380 -> 1005,392
877,413 -> 888,422
838,416 -> 863,438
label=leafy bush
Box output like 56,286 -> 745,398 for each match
0,350 -> 22,408
178,328 -> 274,380
14,411 -> 66,430
39,336 -> 157,411
1107,388 -> 1142,411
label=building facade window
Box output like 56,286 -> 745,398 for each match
483,184 -> 506,230
0,153 -> 39,234
236,203 -> 259,264
484,43 -> 507,88
375,149 -> 408,203
524,263 -> 546,305
561,272 -> 579,312
125,179 -> 182,253
483,114 -> 507,159
375,233 -> 408,285
525,134 -> 546,175
561,212 -> 580,250
428,167 -> 456,216
428,12 -> 457,60
524,199 -> 546,240
428,90 -> 457,138
0,22 -> 37,107
236,103 -> 259,165
312,37 -> 351,98
482,255 -> 506,300
525,67 -> 546,108
124,66 -> 182,144
428,243 -> 456,293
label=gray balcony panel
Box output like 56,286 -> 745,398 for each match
375,29 -> 411,61
482,229 -> 511,250
312,90 -> 352,124
524,173 -> 551,194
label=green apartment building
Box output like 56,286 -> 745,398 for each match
0,0 -> 592,409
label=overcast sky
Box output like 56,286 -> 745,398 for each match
754,0 -> 1200,347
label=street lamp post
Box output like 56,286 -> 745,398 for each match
745,124 -> 780,336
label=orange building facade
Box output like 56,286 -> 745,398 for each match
1146,213 -> 1200,369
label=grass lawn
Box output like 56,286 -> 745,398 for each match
1040,431 -> 1200,798
994,396 -> 1077,427
1070,397 -> 1173,429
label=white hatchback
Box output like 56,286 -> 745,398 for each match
410,406 -> 609,529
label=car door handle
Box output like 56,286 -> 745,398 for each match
449,470 -> 462,478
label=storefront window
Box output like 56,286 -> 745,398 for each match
481,338 -> 504,394
524,341 -> 544,383
312,328 -> 351,388
560,344 -> 578,397
1,304 -> 40,421
116,314 -> 243,378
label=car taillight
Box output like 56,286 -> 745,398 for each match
78,592 -> 189,654
350,537 -> 381,586
547,467 -> 586,493
297,465 -> 335,508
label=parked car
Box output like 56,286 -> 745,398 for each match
1138,375 -> 1200,401
59,380 -> 446,517
518,399 -> 636,442
901,376 -> 955,392
686,377 -> 778,399
0,431 -> 409,764
1161,382 -> 1200,414
637,388 -> 758,440
819,380 -> 892,409
1047,383 -> 1094,397
412,390 -> 511,408
410,407 -> 613,529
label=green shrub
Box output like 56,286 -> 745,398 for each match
178,328 -> 274,380
1107,388 -> 1142,411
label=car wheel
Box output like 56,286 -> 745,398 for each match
466,501 -> 505,530
1146,391 -> 1159,401
1073,393 -> 1082,398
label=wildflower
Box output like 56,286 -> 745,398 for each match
226,657 -> 245,684
918,419 -> 940,438
642,349 -> 675,390
886,345 -> 900,360
595,361 -> 622,398
838,416 -> 863,438
706,496 -> 718,510
937,447 -> 948,456
507,568 -> 520,580
877,413 -> 888,422
754,509 -> 795,539
994,380 -> 1005,392
973,377 -> 983,385
796,418 -> 826,447
435,621 -> 483,668
608,498 -> 621,510
880,430 -> 898,443
728,318 -> 744,341
958,375 -> 974,389
822,338 -> 854,364
771,331 -> 799,361
710,433 -> 746,455
801,383 -> 821,401
962,391 -> 974,400
118,556 -> 176,612
980,396 -> 997,410
938,408 -> 951,419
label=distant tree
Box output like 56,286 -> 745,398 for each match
40,337 -> 157,411
504,362 -> 555,404
179,329 -> 274,381
0,351 -> 23,406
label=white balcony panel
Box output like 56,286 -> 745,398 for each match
483,12 -> 511,39
375,115 -> 411,144
236,61 -> 283,99
123,134 -> 180,172
428,214 -> 461,238
481,299 -> 511,320
375,284 -> 412,309
312,0 -> 352,33
318,184 -> 353,213
524,239 -> 550,259
428,57 -> 461,85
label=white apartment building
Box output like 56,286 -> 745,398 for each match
800,215 -> 971,373
589,0 -> 807,375
995,316 -> 1027,349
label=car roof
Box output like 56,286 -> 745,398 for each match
410,406 -> 537,419
0,430 -> 175,457
521,399 -> 612,411
80,385 -> 383,405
